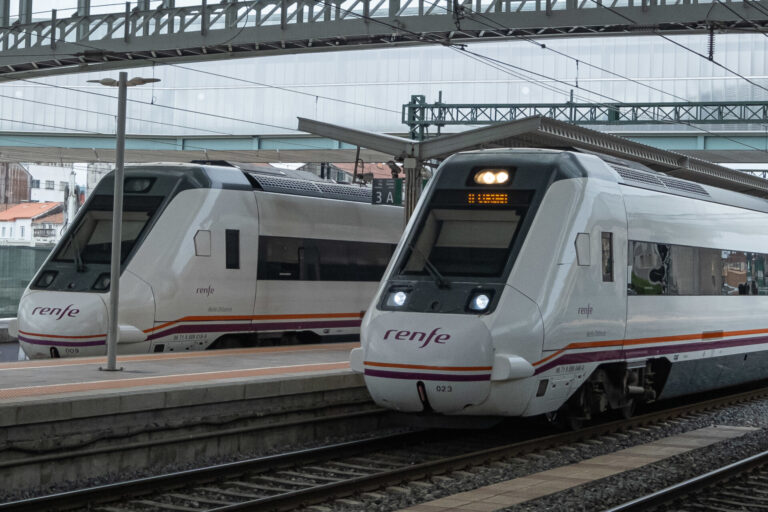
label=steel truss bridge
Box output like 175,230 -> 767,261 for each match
1,0 -> 768,81
403,96 -> 768,137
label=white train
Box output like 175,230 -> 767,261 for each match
12,163 -> 402,359
352,148 -> 768,426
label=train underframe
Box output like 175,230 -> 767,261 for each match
549,359 -> 670,429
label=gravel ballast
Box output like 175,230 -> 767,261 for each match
319,398 -> 768,512
4,398 -> 768,510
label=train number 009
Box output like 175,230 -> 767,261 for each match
435,385 -> 453,392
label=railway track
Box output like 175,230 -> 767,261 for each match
606,449 -> 768,512
4,384 -> 768,512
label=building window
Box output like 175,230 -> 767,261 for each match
20,226 -> 24,238
31,180 -> 40,188
1,227 -> 5,237
9,227 -> 12,238
45,180 -> 54,190
59,181 -> 67,191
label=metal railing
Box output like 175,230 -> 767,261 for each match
1,0 -> 766,80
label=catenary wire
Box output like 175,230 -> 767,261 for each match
4,1 -> 768,157
423,0 -> 692,103
0,91 -> 235,135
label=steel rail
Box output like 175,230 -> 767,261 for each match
0,430 -> 434,512
4,384 -> 768,512
604,449 -> 768,512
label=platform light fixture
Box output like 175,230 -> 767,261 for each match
89,73 -> 160,372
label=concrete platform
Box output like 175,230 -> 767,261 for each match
0,342 -> 361,427
0,342 -> 383,497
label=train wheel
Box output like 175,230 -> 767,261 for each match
544,406 -> 584,431
620,399 -> 636,419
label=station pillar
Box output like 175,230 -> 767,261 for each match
403,157 -> 422,221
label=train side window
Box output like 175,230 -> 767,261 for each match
194,230 -> 211,257
225,229 -> 240,269
601,232 -> 613,282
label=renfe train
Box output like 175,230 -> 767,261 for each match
352,148 -> 768,425
12,163 -> 402,359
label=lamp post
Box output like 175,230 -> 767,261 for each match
89,72 -> 160,372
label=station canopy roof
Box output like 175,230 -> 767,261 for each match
298,116 -> 768,199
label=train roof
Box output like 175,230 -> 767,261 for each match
122,162 -> 375,204
449,148 -> 768,215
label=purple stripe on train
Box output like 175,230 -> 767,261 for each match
145,319 -> 362,341
18,334 -> 105,347
534,333 -> 768,375
19,319 -> 360,347
364,368 -> 491,382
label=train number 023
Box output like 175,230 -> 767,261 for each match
435,385 -> 453,392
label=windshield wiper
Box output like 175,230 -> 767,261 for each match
69,233 -> 86,273
408,243 -> 450,289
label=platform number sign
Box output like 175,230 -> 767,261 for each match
372,178 -> 403,206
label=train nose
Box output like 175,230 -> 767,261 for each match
17,292 -> 108,359
362,314 -> 494,414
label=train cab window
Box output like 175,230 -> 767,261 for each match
194,230 -> 211,257
225,229 -> 240,269
54,195 -> 163,266
402,209 -> 523,278
601,232 -> 613,282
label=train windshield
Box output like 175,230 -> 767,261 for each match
400,208 -> 525,278
54,195 -> 164,266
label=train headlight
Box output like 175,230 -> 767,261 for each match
124,178 -> 154,193
92,273 -> 111,291
467,291 -> 494,313
473,169 -> 510,185
386,290 -> 409,308
35,270 -> 57,288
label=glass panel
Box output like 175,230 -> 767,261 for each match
601,232 -> 613,282
697,247 -> 722,295
225,229 -> 240,269
0,246 -> 51,316
54,195 -> 163,265
722,251 -> 747,295
258,236 -> 395,281
667,245 -> 695,295
401,209 -> 523,278
629,241 -> 667,295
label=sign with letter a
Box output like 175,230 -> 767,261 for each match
372,178 -> 403,205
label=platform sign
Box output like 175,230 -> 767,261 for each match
372,178 -> 403,205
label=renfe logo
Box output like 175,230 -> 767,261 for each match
196,286 -> 214,297
31,304 -> 80,320
383,328 -> 451,348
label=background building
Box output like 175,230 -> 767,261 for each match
0,202 -> 62,246
0,163 -> 30,209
